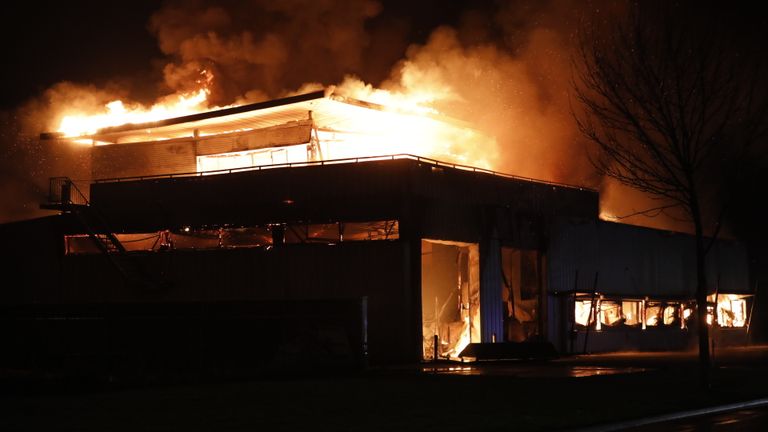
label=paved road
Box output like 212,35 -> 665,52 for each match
624,406 -> 768,431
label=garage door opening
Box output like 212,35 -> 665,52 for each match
421,239 -> 480,361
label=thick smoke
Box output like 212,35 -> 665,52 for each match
5,0 -> 627,224
149,0 -> 385,105
146,0 -> 605,184
375,25 -> 587,183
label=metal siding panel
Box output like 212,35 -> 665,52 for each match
196,123 -> 313,156
420,202 -> 479,242
596,223 -> 693,297
549,219 -> 748,298
708,240 -> 751,293
480,236 -> 503,342
547,219 -> 599,295
196,135 -> 236,155
92,141 -> 196,179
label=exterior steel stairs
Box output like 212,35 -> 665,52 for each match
41,177 -> 161,290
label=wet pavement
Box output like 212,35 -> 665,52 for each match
421,363 -> 649,378
624,406 -> 768,431
1,345 -> 767,432
415,344 -> 768,378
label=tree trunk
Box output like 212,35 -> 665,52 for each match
691,199 -> 711,389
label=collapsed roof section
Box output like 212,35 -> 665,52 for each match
44,87 -> 498,180
63,88 -> 474,146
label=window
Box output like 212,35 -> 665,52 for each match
707,294 -> 750,328
599,301 -> 622,327
574,300 -> 594,327
621,301 -> 642,326
645,302 -> 663,327
663,304 -> 680,326
572,295 -> 710,331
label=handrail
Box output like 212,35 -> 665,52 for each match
94,153 -> 595,192
48,177 -> 90,206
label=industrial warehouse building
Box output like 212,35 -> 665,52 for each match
0,90 -> 754,377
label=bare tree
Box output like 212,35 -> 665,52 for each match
573,4 -> 767,387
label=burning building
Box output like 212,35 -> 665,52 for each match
0,88 -> 754,376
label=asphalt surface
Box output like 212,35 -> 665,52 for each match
1,345 -> 767,431
625,406 -> 768,431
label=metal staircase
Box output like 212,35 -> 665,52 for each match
42,177 -> 160,289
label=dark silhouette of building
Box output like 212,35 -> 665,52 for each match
0,90 -> 753,379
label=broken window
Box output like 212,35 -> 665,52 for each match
284,221 -> 399,244
682,304 -> 695,328
341,221 -> 399,241
621,301 -> 642,326
663,304 -> 680,326
285,223 -> 340,244
571,295 -> 744,331
599,301 -> 622,327
65,233 -> 164,254
574,299 -> 594,328
645,302 -> 663,327
196,145 -> 306,173
220,226 -> 272,247
707,294 -> 750,328
573,298 -> 636,329
65,220 -> 399,255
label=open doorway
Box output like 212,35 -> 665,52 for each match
421,240 -> 480,360
501,248 -> 543,342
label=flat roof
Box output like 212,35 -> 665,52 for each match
94,153 -> 595,192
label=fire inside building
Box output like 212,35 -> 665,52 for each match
0,89 -> 754,377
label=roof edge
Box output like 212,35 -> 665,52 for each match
40,89 -> 329,140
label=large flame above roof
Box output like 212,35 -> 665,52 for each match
57,70 -> 216,137
51,76 -> 498,170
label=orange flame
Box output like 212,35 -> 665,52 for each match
319,77 -> 496,169
57,70 -> 215,137
53,73 -> 498,171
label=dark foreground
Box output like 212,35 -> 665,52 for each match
2,346 -> 767,432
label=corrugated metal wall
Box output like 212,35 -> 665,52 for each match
92,140 -> 196,179
480,235 -> 504,342
707,239 -> 751,293
548,219 -> 750,297
92,123 -> 313,180
196,123 -> 312,156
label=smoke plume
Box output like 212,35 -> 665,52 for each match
149,0 -> 385,105
145,0 -> 607,184
5,0 -> 625,223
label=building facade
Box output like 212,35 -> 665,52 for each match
0,91 -> 753,376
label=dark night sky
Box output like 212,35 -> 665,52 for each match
0,0 -> 481,110
1,1 -> 163,110
3,2 -> 766,110
0,0 -> 504,223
